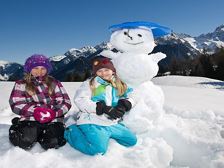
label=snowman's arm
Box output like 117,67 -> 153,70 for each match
149,52 -> 166,63
100,50 -> 119,59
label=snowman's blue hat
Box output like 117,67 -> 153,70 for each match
109,21 -> 171,38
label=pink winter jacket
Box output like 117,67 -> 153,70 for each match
9,77 -> 71,123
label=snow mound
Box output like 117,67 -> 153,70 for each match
0,76 -> 224,168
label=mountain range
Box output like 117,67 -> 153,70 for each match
1,25 -> 224,81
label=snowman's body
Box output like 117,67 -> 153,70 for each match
101,24 -> 170,133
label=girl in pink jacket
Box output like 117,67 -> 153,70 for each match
9,54 -> 71,150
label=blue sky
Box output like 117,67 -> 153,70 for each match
0,0 -> 224,64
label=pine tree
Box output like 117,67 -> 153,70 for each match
197,53 -> 214,78
213,48 -> 224,81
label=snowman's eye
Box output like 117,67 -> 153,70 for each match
124,32 -> 128,35
138,34 -> 142,37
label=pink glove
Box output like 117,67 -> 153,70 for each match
33,107 -> 56,123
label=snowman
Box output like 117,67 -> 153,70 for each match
101,21 -> 171,134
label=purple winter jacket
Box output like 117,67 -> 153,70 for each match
9,77 -> 71,123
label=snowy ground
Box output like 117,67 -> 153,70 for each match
0,75 -> 224,168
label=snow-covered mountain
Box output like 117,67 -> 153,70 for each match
64,46 -> 97,58
49,55 -> 66,62
1,25 -> 224,81
154,25 -> 224,68
161,24 -> 224,55
154,33 -> 201,66
0,61 -> 23,81
195,24 -> 224,53
155,25 -> 224,66
50,42 -> 110,81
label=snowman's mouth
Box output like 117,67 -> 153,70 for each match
124,41 -> 144,45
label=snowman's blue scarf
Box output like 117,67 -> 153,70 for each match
91,76 -> 133,107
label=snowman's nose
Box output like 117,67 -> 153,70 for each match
124,31 -> 133,40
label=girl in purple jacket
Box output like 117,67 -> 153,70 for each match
9,54 -> 71,150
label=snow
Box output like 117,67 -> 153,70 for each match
1,75 -> 224,168
50,55 -> 66,62
183,37 -> 201,51
212,40 -> 224,48
67,46 -> 97,57
79,46 -> 97,53
0,74 -> 9,81
0,61 -> 9,68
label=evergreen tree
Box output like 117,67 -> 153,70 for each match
197,53 -> 214,78
213,48 -> 224,81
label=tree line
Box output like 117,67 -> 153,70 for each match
159,48 -> 224,81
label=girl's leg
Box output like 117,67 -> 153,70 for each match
64,124 -> 110,155
38,122 -> 66,150
109,123 -> 137,147
9,118 -> 39,150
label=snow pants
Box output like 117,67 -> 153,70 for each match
9,117 -> 66,150
64,123 -> 137,155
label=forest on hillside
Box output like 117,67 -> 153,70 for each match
159,48 -> 224,81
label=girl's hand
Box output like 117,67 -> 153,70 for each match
96,101 -> 105,115
116,99 -> 132,112
33,107 -> 56,123
96,101 -> 125,120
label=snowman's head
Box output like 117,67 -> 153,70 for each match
110,27 -> 155,54
109,21 -> 171,54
